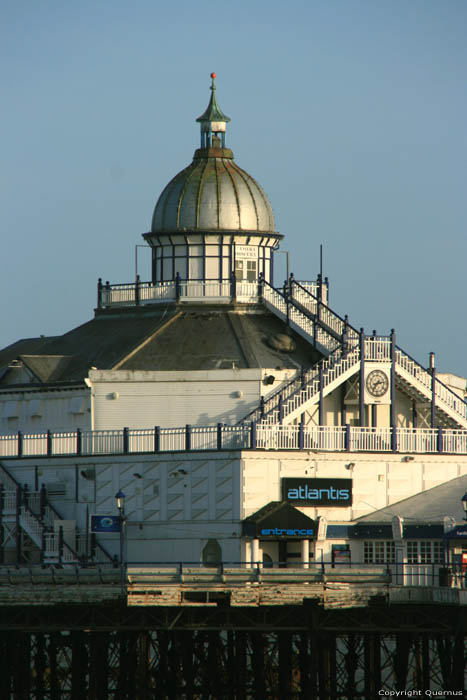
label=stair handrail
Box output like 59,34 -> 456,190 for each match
38,491 -> 114,565
261,277 -> 356,353
290,278 -> 360,341
395,346 -> 467,420
239,338 -> 360,425
258,342 -> 361,424
0,461 -> 113,565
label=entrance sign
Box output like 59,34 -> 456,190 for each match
282,478 -> 352,507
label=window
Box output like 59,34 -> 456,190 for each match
246,260 -> 257,282
364,541 -> 395,564
406,541 -> 444,564
235,259 -> 257,282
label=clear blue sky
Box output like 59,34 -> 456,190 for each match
2,0 -> 466,376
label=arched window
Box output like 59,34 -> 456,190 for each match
202,539 -> 222,567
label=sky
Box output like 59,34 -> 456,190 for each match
2,0 -> 467,376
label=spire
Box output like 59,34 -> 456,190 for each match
196,73 -> 231,148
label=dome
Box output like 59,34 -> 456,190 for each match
151,148 -> 276,235
151,74 -> 276,237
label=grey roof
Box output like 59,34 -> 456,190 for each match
0,336 -> 59,366
0,305 -> 321,385
117,307 -> 319,371
356,474 -> 467,523
151,152 -> 276,235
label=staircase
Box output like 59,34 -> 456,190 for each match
0,462 -> 113,565
394,346 -> 467,429
250,278 -> 467,430
243,344 -> 361,426
261,279 -> 351,355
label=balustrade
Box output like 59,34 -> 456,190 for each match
2,424 -> 467,457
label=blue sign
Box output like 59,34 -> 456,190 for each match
282,478 -> 352,506
91,515 -> 121,533
260,528 -> 313,537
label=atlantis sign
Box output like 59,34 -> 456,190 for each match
282,478 -> 352,507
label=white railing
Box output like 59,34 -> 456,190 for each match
51,431 -> 80,455
159,428 -> 187,452
81,430 -> 124,455
395,348 -> 467,425
43,534 -> 77,563
256,424 -> 300,450
0,434 -> 19,457
254,344 -> 361,426
3,425 -> 467,456
22,433 -> 48,456
364,338 -> 391,361
349,427 -> 392,452
190,427 -> 218,451
19,507 -> 43,547
295,280 -> 324,302
396,428 -> 438,453
101,279 -> 263,307
2,491 -> 17,514
128,429 -> 157,453
219,425 -> 252,449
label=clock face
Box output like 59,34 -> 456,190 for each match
366,369 -> 389,397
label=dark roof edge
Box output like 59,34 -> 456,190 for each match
0,381 -> 86,393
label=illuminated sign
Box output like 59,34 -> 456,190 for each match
282,478 -> 352,507
90,515 -> 121,533
260,528 -> 314,537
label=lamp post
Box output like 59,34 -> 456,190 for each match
461,492 -> 467,522
115,489 -> 127,593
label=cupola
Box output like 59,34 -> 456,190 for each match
144,74 -> 282,288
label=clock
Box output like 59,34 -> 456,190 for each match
366,369 -> 389,397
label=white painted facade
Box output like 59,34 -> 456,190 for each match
0,389 -> 91,434
2,447 -> 466,566
86,368 -> 296,430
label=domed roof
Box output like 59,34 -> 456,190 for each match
151,75 -> 277,237
151,150 -> 275,235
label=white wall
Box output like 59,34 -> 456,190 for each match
241,451 -> 467,521
0,390 -> 91,434
87,368 -> 296,430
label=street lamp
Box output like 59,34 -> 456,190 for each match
115,489 -> 127,592
461,492 -> 467,522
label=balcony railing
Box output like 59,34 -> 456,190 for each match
2,424 -> 467,459
97,276 -> 324,308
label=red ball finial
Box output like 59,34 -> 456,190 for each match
211,72 -> 216,79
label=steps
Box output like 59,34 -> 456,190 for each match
242,344 -> 361,426
395,347 -> 467,429
251,278 -> 467,430
0,462 -> 113,566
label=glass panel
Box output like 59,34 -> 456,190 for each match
189,257 -> 202,279
246,260 -> 257,282
407,542 -> 418,564
189,244 -> 203,256
162,258 -> 173,281
205,257 -> 218,279
174,257 -> 187,279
